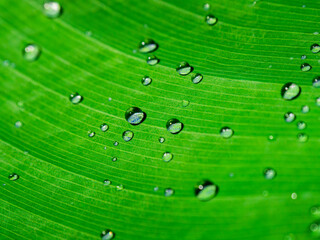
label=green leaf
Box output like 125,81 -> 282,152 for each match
1,0 -> 320,239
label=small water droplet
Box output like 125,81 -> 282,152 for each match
220,127 -> 234,138
8,173 -> 19,181
311,44 -> 320,53
263,168 -> 277,180
100,124 -> 109,132
14,121 -> 22,128
176,62 -> 193,76
191,73 -> 203,84
166,118 -> 183,134
146,56 -> 159,66
138,39 -> 158,53
297,121 -> 307,130
297,133 -> 308,142
301,63 -> 312,72
284,112 -> 296,123
111,157 -> 117,162
268,135 -> 276,141
195,180 -> 218,201
313,77 -> 320,88
164,188 -> 174,197
116,184 -> 124,191
162,152 -> 173,162
108,97 -> 112,101
141,76 -> 152,86
283,233 -> 296,240
291,192 -> 298,199
122,130 -> 134,142
69,93 -> 83,104
113,141 -> 119,146
281,83 -> 301,100
203,3 -> 210,10
311,205 -> 320,217
88,131 -> 95,138
301,55 -> 307,60
125,107 -> 146,125
316,97 -> 320,107
43,1 -> 62,18
159,137 -> 165,143
301,105 -> 310,113
23,44 -> 41,61
154,186 -> 159,191
100,229 -> 115,240
205,14 -> 218,26
103,179 -> 111,186
182,100 -> 190,107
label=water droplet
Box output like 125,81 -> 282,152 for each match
195,180 -> 218,201
162,152 -> 173,162
14,121 -> 22,128
313,77 -> 320,88
85,31 -> 92,36
176,62 -> 193,76
122,130 -> 134,142
100,229 -> 115,240
23,44 -> 41,61
297,133 -> 308,142
310,222 -> 320,237
291,192 -> 298,199
316,97 -> 320,107
301,55 -> 307,60
182,100 -> 190,107
220,127 -> 234,138
166,118 -> 183,134
311,206 -> 320,217
113,141 -> 119,146
43,1 -> 62,18
297,121 -> 307,130
268,135 -> 276,141
146,56 -> 159,66
153,186 -> 159,191
301,105 -> 310,113
205,14 -> 218,26
138,39 -> 158,53
203,3 -> 210,10
103,179 -> 111,186
311,44 -> 320,53
191,73 -> 203,84
301,63 -> 312,72
116,184 -> 124,191
164,188 -> 174,197
88,131 -> 95,138
69,93 -> 83,104
263,168 -> 277,180
8,173 -> 19,181
281,83 -> 301,100
111,157 -> 117,162
100,124 -> 109,132
159,137 -> 165,143
284,112 -> 296,123
125,107 -> 146,125
141,76 -> 152,86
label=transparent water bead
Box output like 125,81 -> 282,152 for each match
311,44 -> 320,53
69,93 -> 83,104
158,137 -> 165,143
113,141 -> 119,146
220,127 -> 234,138
138,39 -> 159,53
297,121 -> 306,130
88,131 -> 95,138
301,105 -> 310,113
284,112 -> 296,123
203,3 -> 210,10
100,229 -> 115,240
301,63 -> 312,72
301,55 -> 307,60
122,130 -> 134,142
311,205 -> 320,217
100,124 -> 109,132
297,133 -> 308,142
141,76 -> 152,86
191,73 -> 203,84
205,14 -> 218,26
103,179 -> 111,186
166,118 -> 183,134
14,121 -> 22,128
111,157 -> 117,162
43,1 -> 62,18
310,222 -> 320,237
146,56 -> 159,66
162,152 -> 173,162
164,188 -> 174,197
176,62 -> 193,76
116,184 -> 124,191
316,97 -> 320,107
281,83 -> 301,101
268,135 -> 276,141
195,180 -> 218,201
23,44 -> 41,61
125,107 -> 146,125
263,168 -> 277,180
8,173 -> 19,181
182,100 -> 190,107
313,77 -> 320,88
291,192 -> 298,200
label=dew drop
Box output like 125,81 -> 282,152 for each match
153,186 -> 159,192
313,77 -> 320,88
182,100 -> 190,107
205,14 -> 218,26
166,118 -> 183,134
191,73 -> 203,84
100,229 -> 115,240
113,141 -> 119,146
14,121 -> 22,128
158,137 -> 165,143
122,130 -> 134,142
297,121 -> 307,130
111,157 -> 117,162
263,168 -> 277,180
281,83 -> 301,100
195,180 -> 218,201
284,112 -> 296,123
203,3 -> 210,10
301,63 -> 312,72
43,1 -> 62,18
291,192 -> 298,199
310,222 -> 320,237
146,56 -> 159,66
103,179 -> 111,186
301,105 -> 310,113
164,188 -> 174,197
69,93 -> 83,104
88,131 -> 95,138
162,152 -> 173,162
311,44 -> 320,53
141,76 -> 152,86
100,124 -> 109,132
116,184 -> 124,191
301,55 -> 307,60
220,127 -> 234,138
23,44 -> 41,61
268,135 -> 276,141
8,173 -> 19,181
311,206 -> 320,217
176,62 -> 193,76
297,133 -> 308,142
125,107 -> 146,125
138,39 -> 159,53
316,97 -> 320,107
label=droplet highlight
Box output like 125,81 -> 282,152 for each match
43,1 -> 62,18
195,180 -> 218,201
100,229 -> 115,240
23,44 -> 41,61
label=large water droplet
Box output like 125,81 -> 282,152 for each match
122,130 -> 134,142
284,112 -> 296,123
164,188 -> 174,197
297,121 -> 306,130
313,77 -> 320,88
125,107 -> 146,125
100,124 -> 109,132
88,131 -> 95,138
297,133 -> 308,142
311,44 -> 320,53
43,1 -> 62,18
281,83 -> 301,101
100,229 -> 115,240
69,93 -> 83,104
14,121 -> 22,128
191,73 -> 203,84
205,14 -> 218,25
301,63 -> 312,72
166,118 -> 183,134
195,180 -> 218,201
146,56 -> 159,66
8,173 -> 19,181
138,39 -> 159,53
141,76 -> 152,86
103,179 -> 111,186
176,62 -> 193,76
23,44 -> 41,61
162,152 -> 173,162
263,168 -> 277,180
220,127 -> 234,138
